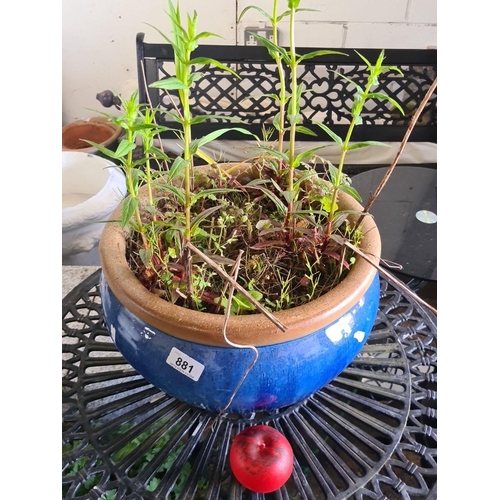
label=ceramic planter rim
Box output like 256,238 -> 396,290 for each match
62,117 -> 122,153
99,166 -> 381,347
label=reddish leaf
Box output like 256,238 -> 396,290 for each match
250,240 -> 287,249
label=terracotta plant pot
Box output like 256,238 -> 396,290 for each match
62,117 -> 122,154
98,165 -> 382,413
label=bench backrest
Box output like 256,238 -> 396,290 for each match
136,32 -> 437,145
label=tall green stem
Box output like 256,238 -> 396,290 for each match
287,6 -> 297,181
180,84 -> 192,241
285,6 -> 297,231
272,0 -> 287,155
125,127 -> 148,248
325,81 -> 372,236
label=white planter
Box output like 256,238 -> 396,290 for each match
62,152 -> 126,265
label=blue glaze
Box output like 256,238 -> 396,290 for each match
99,273 -> 380,413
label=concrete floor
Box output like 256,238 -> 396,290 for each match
62,265 -> 100,298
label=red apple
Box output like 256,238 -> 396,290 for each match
229,424 -> 294,493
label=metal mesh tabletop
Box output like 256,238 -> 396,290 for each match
63,270 -> 437,500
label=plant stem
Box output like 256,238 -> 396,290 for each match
343,240 -> 437,316
272,0 -> 286,156
287,6 -> 297,182
325,71 -> 377,238
285,5 -> 298,231
179,66 -> 194,299
180,85 -> 192,241
125,126 -> 148,249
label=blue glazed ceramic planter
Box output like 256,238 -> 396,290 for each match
99,271 -> 379,413
98,177 -> 382,414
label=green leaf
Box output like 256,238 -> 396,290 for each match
115,139 -> 137,157
191,188 -> 240,204
383,65 -> 404,76
146,477 -> 161,492
121,196 -> 138,227
190,114 -> 243,125
189,127 -> 256,155
276,9 -> 292,22
293,146 -> 326,167
139,248 -> 153,267
374,49 -> 385,70
346,141 -> 391,151
83,141 -> 116,158
162,110 -> 184,125
295,125 -> 317,137
319,195 -> 332,213
193,31 -> 222,42
297,50 -> 347,64
272,113 -> 283,132
366,92 -> 405,116
287,113 -> 301,125
292,169 -> 318,191
252,146 -> 288,162
250,33 -> 291,64
327,162 -> 339,182
233,290 -> 262,312
167,156 -> 189,182
282,190 -> 295,203
188,71 -> 204,84
246,184 -> 287,215
100,490 -> 117,500
146,145 -> 170,161
354,50 -> 373,69
189,57 -> 240,79
160,184 -> 186,204
149,77 -> 189,90
329,70 -> 363,93
86,139 -> 135,160
275,8 -> 318,22
338,183 -> 363,202
237,5 -> 271,23
190,204 -> 224,232
242,92 -> 282,102
312,121 -> 343,145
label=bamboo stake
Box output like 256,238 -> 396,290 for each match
343,240 -> 437,316
185,242 -> 288,332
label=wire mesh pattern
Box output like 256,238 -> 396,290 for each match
137,39 -> 437,143
63,270 -> 437,500
154,61 -> 436,129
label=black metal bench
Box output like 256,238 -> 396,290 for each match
135,32 -> 437,165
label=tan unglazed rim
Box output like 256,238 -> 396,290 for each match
99,165 -> 381,347
62,117 -> 122,152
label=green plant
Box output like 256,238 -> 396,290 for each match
62,419 -> 208,500
93,0 -> 428,317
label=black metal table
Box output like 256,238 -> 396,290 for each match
350,166 -> 437,287
63,269 -> 437,500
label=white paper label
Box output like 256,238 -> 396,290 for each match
166,347 -> 205,381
